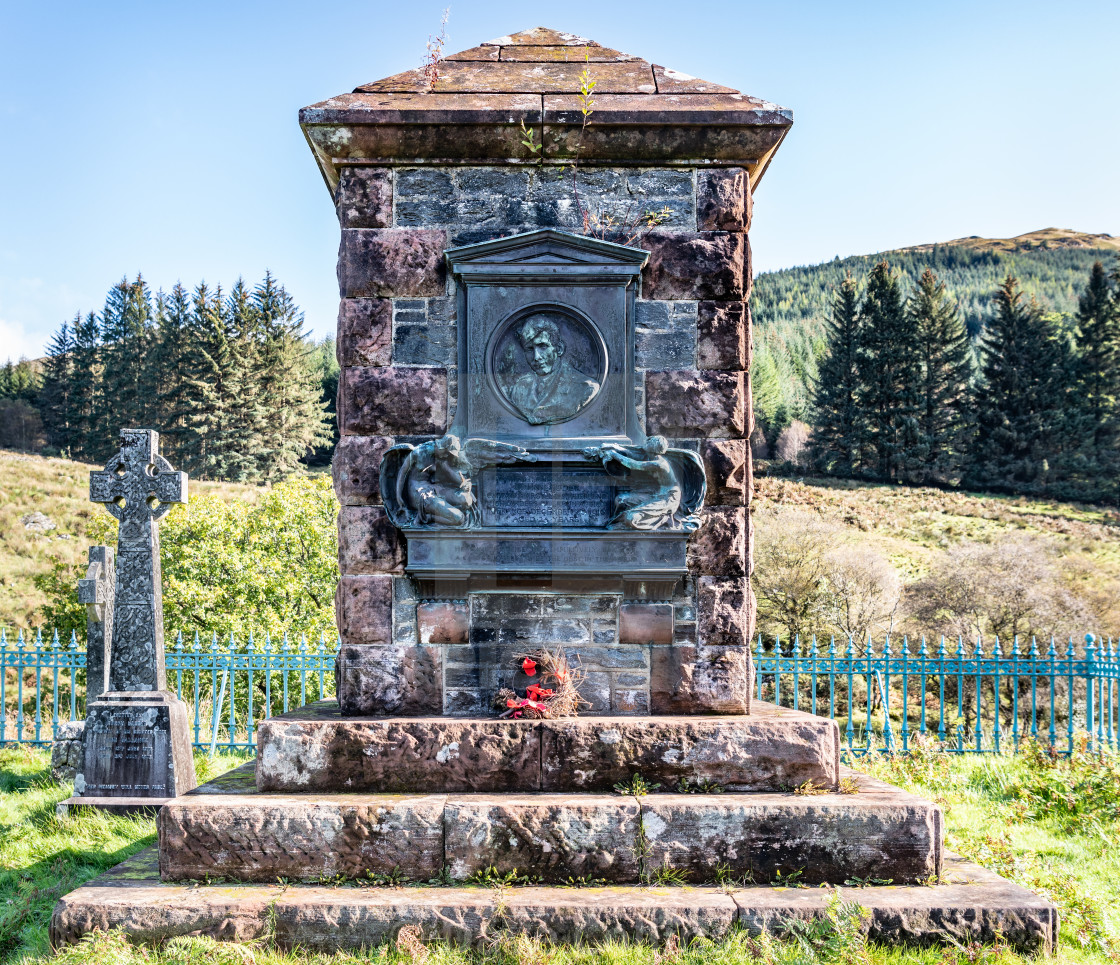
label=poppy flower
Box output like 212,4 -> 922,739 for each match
526,684 -> 554,701
522,657 -> 537,676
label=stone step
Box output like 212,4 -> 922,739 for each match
159,771 -> 940,886
255,700 -> 840,794
52,847 -> 1058,955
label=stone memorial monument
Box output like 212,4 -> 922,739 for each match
57,429 -> 197,815
53,29 -> 1056,953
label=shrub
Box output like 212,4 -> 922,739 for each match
34,474 -> 338,640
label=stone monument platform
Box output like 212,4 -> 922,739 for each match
254,700 -> 840,793
48,797 -> 1052,953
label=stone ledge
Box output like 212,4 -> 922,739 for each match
254,701 -> 840,793
159,775 -> 939,886
56,797 -> 172,819
51,848 -> 1056,954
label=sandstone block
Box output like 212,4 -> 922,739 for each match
335,574 -> 393,646
337,643 -> 443,716
698,576 -> 748,649
337,229 -> 447,298
645,371 -> 745,437
444,796 -> 641,883
340,366 -> 447,435
418,601 -> 469,645
642,784 -> 942,884
159,794 -> 446,882
49,849 -> 1057,954
255,704 -> 541,793
339,506 -> 406,575
337,298 -> 392,367
540,706 -> 839,791
642,231 -> 746,300
688,507 -> 746,577
702,439 -> 747,506
332,435 -> 393,506
696,168 -> 751,231
336,168 -> 393,229
619,603 -> 673,645
697,301 -> 748,370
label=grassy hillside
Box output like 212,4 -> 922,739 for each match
754,472 -> 1120,638
751,228 -> 1120,437
0,450 -> 261,632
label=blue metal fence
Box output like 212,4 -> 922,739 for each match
2,629 -> 1118,755
0,629 -> 339,751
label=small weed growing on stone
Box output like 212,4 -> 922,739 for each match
842,875 -> 894,887
675,777 -> 723,794
771,867 -> 806,888
794,779 -> 829,796
838,776 -> 861,794
562,875 -> 606,887
649,863 -> 691,887
614,773 -> 660,796
782,895 -> 873,964
467,865 -> 540,887
420,8 -> 449,91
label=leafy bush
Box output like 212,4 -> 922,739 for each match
35,474 -> 338,640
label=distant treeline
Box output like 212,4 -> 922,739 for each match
0,275 -> 338,482
807,258 -> 1120,504
751,242 -> 1112,439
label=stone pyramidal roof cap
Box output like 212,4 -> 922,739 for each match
300,27 -> 792,194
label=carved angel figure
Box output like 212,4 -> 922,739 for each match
582,436 -> 705,532
380,434 -> 536,528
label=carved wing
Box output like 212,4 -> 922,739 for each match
379,444 -> 417,527
666,448 -> 707,531
461,438 -> 538,468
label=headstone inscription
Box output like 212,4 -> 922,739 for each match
61,429 -> 197,814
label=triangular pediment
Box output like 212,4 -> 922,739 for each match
446,229 -> 649,270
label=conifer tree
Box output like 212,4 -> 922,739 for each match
907,269 -> 974,484
70,311 -> 105,462
148,284 -> 193,461
1071,261 -> 1120,485
100,275 -> 156,437
221,279 -> 267,482
855,261 -> 921,481
39,318 -> 77,454
252,272 -> 331,481
179,283 -> 238,479
809,274 -> 865,475
963,276 -> 1065,493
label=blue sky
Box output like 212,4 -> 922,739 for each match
1,0 -> 1117,361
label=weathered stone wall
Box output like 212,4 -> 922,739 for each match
332,163 -> 753,716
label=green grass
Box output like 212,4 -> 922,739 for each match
4,743 -> 1120,965
0,746 -> 251,963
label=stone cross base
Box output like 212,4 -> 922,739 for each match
60,691 -> 196,814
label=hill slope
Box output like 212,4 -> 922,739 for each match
0,450 -> 261,631
750,228 -> 1120,438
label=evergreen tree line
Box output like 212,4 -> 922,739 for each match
36,273 -> 333,481
751,240 -> 1114,440
809,259 -> 1120,503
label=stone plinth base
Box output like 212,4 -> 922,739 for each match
158,770 -> 940,885
56,796 -> 172,818
256,701 -> 839,793
51,847 -> 1058,955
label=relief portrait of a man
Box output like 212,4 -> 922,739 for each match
505,315 -> 601,425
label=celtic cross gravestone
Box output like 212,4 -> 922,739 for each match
60,429 -> 197,815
